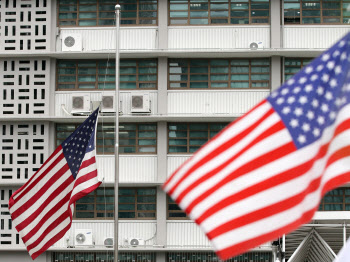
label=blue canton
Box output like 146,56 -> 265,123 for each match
267,35 -> 350,149
62,108 -> 99,178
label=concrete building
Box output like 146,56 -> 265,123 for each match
0,0 -> 350,261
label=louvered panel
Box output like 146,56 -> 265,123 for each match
284,26 -> 350,49
168,26 -> 270,49
58,28 -> 157,52
167,155 -> 191,178
167,221 -> 212,248
53,221 -> 156,248
168,90 -> 270,115
97,155 -> 157,183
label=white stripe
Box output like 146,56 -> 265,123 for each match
28,216 -> 71,256
172,110 -> 280,201
164,102 -> 271,192
13,149 -> 63,201
19,180 -> 74,239
24,199 -> 70,246
12,167 -> 72,227
10,156 -> 67,213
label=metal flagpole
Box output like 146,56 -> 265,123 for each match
114,4 -> 121,262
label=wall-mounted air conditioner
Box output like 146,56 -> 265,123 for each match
101,94 -> 116,113
71,94 -> 91,115
104,237 -> 114,248
74,229 -> 93,246
249,41 -> 264,50
130,94 -> 150,113
128,237 -> 145,247
62,33 -> 82,52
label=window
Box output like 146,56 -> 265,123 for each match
167,252 -> 272,262
168,123 -> 228,153
284,58 -> 312,81
74,187 -> 157,219
56,123 -> 157,154
169,59 -> 270,89
319,188 -> 350,211
169,0 -> 270,25
53,252 -> 156,262
57,59 -> 158,90
284,0 -> 350,24
58,0 -> 158,26
167,196 -> 188,219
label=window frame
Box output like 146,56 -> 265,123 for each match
167,196 -> 189,220
168,58 -> 271,90
284,57 -> 313,82
319,187 -> 350,211
168,0 -> 270,26
56,59 -> 158,91
57,0 -> 159,27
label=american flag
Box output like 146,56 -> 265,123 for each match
9,108 -> 101,260
163,34 -> 350,260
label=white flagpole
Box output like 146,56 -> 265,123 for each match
114,4 -> 121,262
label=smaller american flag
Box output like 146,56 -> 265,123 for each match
164,33 -> 350,260
9,108 -> 101,260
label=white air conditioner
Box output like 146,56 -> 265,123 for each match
71,94 -> 91,115
249,41 -> 264,50
74,229 -> 93,246
104,237 -> 114,248
130,94 -> 150,113
101,94 -> 116,113
128,237 -> 145,247
62,33 -> 82,52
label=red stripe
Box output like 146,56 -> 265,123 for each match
15,175 -> 74,232
163,100 -> 268,189
79,155 -> 96,170
176,120 -> 286,206
30,219 -> 72,260
9,146 -> 63,204
70,181 -> 101,207
9,151 -> 65,210
196,141 -> 329,224
167,105 -> 275,196
11,161 -> 70,220
21,193 -> 71,243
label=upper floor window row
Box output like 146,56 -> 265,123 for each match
284,0 -> 350,24
58,0 -> 158,26
57,60 -> 158,90
284,58 -> 312,81
169,0 -> 270,25
169,58 -> 270,89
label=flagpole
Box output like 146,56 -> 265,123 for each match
114,4 -> 121,262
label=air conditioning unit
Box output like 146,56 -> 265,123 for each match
249,41 -> 264,50
71,94 -> 91,115
62,33 -> 82,52
104,237 -> 114,248
130,94 -> 150,113
128,237 -> 145,247
101,94 -> 116,113
74,229 -> 93,246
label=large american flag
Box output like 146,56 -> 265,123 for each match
163,34 -> 350,260
9,108 -> 101,260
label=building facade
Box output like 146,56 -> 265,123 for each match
0,0 -> 350,261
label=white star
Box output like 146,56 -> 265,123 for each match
333,50 -> 340,57
89,145 -> 92,148
322,53 -> 330,61
298,135 -> 306,144
341,52 -> 347,61
317,87 -> 324,95
325,92 -> 333,100
277,97 -> 285,105
287,79 -> 295,85
299,77 -> 307,84
327,61 -> 335,70
317,116 -> 325,125
305,66 -> 313,74
343,84 -> 350,92
287,96 -> 296,104
293,87 -> 301,94
294,107 -> 303,116
321,104 -> 329,112
299,96 -> 308,104
290,119 -> 299,128
281,88 -> 289,95
310,74 -> 318,81
282,107 -> 291,114
329,111 -> 336,120
330,79 -> 337,88
335,65 -> 342,75
305,84 -> 313,92
339,40 -> 345,47
317,65 -> 324,71
312,99 -> 319,108
335,98 -> 342,107
302,123 -> 311,132
322,74 -> 329,82
313,128 -> 320,137
70,149 -> 73,152
307,111 -> 315,120
69,156 -> 71,159
271,91 -> 278,98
